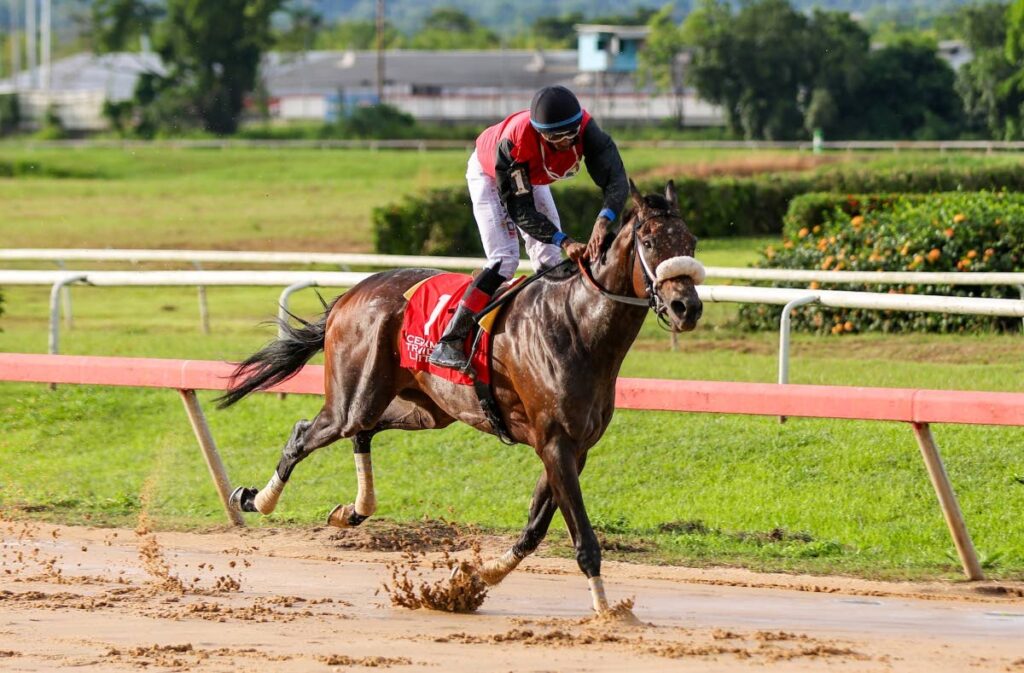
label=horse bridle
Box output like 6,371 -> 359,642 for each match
577,210 -> 704,326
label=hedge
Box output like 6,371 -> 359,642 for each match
0,93 -> 18,135
0,160 -> 103,179
737,191 -> 1024,334
372,164 -> 1024,255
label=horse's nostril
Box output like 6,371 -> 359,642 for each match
670,300 -> 687,317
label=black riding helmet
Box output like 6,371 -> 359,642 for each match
530,86 -> 582,135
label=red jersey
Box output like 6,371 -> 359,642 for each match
475,110 -> 592,185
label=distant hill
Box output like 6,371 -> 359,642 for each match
320,0 -> 981,33
0,1 -> 981,46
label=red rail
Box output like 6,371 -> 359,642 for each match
2,353 -> 1023,427
0,352 -> 1012,580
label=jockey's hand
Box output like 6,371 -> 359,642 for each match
586,215 -> 612,262
561,238 -> 588,262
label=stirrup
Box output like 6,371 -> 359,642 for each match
428,340 -> 470,371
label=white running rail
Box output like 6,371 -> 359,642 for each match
3,270 -> 1023,388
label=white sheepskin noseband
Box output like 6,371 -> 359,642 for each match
655,256 -> 706,286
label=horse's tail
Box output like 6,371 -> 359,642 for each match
216,301 -> 336,409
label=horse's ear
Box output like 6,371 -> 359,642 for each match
629,178 -> 644,211
664,180 -> 680,214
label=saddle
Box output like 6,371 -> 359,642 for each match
399,273 -> 529,444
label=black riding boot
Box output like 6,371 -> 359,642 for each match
428,265 -> 505,371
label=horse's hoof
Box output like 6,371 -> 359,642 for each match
229,487 -> 259,513
449,561 -> 478,581
327,503 -> 368,528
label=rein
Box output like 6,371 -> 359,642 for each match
576,258 -> 649,307
577,211 -> 694,324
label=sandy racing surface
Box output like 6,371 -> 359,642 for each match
1,518 -> 1022,672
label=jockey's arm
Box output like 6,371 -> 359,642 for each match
581,120 -> 628,225
494,138 -> 567,247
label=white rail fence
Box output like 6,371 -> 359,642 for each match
4,269 -> 1024,388
7,248 -> 1024,287
18,139 -> 1024,152
7,248 -> 1024,338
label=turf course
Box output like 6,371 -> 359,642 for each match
2,145 -> 1023,580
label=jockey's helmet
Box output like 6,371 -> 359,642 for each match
530,86 -> 582,138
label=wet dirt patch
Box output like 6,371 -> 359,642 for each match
319,654 -> 413,667
381,550 -> 488,613
103,643 -> 298,668
596,534 -> 655,553
433,623 -> 867,664
587,598 -> 644,626
734,527 -> 814,544
658,520 -> 711,535
975,585 -> 1024,599
329,518 -> 472,553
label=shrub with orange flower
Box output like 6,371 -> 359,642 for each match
741,191 -> 1024,335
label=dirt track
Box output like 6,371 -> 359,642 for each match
1,519 -> 1022,672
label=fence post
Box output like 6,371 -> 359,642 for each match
193,261 -> 210,335
55,260 -> 74,328
911,422 -> 984,581
777,295 -> 818,422
48,274 -> 88,382
178,389 -> 245,527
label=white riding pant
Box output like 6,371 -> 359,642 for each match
466,150 -> 563,279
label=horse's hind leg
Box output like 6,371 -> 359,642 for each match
230,331 -> 402,516
326,431 -> 377,527
229,411 -> 342,515
477,471 -> 557,585
327,393 -> 454,528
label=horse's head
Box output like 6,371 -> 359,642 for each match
626,179 -> 704,332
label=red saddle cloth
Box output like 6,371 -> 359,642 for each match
399,273 -> 493,386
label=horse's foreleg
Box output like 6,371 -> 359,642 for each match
543,442 -> 608,613
478,471 -> 557,585
327,431 -> 377,527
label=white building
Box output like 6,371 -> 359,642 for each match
0,47 -> 723,132
262,48 -> 722,127
0,52 -> 164,131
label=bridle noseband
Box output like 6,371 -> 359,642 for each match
577,210 -> 704,327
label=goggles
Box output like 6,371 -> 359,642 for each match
540,125 -> 580,143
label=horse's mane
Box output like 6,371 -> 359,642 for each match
620,193 -> 673,230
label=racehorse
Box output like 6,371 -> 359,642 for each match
218,180 -> 704,613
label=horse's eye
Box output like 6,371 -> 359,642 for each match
642,239 -> 653,250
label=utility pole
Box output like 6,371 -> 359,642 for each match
10,0 -> 20,86
375,0 -> 384,103
39,0 -> 48,90
25,0 -> 34,88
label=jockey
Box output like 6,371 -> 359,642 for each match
429,85 -> 629,371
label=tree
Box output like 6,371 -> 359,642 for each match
638,4 -> 686,124
683,0 -> 811,140
954,2 -> 1024,139
858,38 -> 963,138
316,20 -> 400,50
92,0 -> 283,135
529,12 -> 585,48
681,0 -> 741,135
90,0 -> 160,52
407,8 -> 497,49
275,5 -> 323,53
804,9 -> 870,138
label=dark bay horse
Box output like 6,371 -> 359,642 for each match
218,180 -> 703,613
